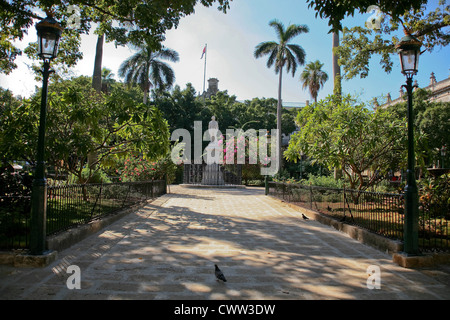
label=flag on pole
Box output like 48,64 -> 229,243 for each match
201,45 -> 206,59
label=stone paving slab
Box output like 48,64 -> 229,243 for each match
0,186 -> 449,300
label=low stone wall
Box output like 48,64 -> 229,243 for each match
0,202 -> 148,267
281,201 -> 403,253
271,196 -> 450,269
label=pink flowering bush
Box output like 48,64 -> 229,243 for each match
221,134 -> 266,184
118,155 -> 177,183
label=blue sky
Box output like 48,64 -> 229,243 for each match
1,0 -> 448,106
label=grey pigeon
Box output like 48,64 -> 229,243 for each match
302,213 -> 310,220
215,264 -> 227,282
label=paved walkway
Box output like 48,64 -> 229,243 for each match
1,186 -> 449,300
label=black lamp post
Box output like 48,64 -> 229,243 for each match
396,32 -> 422,256
30,13 -> 62,255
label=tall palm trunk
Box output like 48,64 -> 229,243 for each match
332,31 -> 341,100
92,34 -> 104,92
143,51 -> 151,104
89,33 -> 104,181
277,65 -> 283,172
143,82 -> 149,104
332,31 -> 340,82
332,31 -> 342,180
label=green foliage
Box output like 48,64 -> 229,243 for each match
155,84 -> 296,136
0,166 -> 33,197
334,2 -> 449,79
254,19 -> 309,76
302,174 -> 344,189
386,89 -> 450,170
300,60 -> 329,103
284,156 -> 329,180
0,76 -> 170,184
272,169 -> 291,182
119,46 -> 179,103
306,0 -> 428,32
419,173 -> 450,219
70,167 -> 112,184
0,0 -> 232,75
241,164 -> 264,185
285,94 -> 406,191
0,88 -> 37,165
254,19 -> 309,170
154,83 -> 203,132
119,154 -> 178,184
333,74 -> 342,102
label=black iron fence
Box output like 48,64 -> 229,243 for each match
183,164 -> 242,185
268,181 -> 449,253
0,180 -> 166,250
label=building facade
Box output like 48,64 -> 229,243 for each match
380,72 -> 450,108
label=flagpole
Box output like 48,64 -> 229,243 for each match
203,43 -> 207,96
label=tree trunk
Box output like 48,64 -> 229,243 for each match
332,31 -> 342,180
143,51 -> 151,104
332,31 -> 340,82
143,86 -> 149,104
92,34 -> 104,92
277,65 -> 283,173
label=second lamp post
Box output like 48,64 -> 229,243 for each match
30,13 -> 63,255
396,32 -> 422,256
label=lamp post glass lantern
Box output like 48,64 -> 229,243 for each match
397,34 -> 421,78
36,14 -> 63,60
30,13 -> 62,255
396,32 -> 422,256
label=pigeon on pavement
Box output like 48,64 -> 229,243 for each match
215,264 -> 227,282
302,213 -> 310,220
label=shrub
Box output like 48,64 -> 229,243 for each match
303,174 -> 344,189
419,173 -> 450,219
119,155 -> 178,183
69,167 -> 112,184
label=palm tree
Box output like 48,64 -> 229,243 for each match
300,60 -> 328,103
119,45 -> 180,104
101,67 -> 115,93
254,19 -> 309,171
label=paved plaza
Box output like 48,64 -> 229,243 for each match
0,186 -> 449,300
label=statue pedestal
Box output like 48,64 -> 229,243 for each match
202,163 -> 224,185
202,144 -> 224,185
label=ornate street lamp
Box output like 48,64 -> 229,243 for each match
30,13 -> 62,255
396,32 -> 422,256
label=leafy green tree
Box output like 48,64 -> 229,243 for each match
300,60 -> 329,103
203,91 -> 239,131
100,67 -> 116,93
386,89 -> 450,170
254,19 -> 309,170
232,97 -> 276,132
334,2 -> 449,79
0,88 -> 32,165
155,84 -> 297,137
154,83 -> 204,132
285,95 -> 406,192
119,46 -> 179,104
306,0 -> 427,32
101,67 -> 115,85
119,154 -> 178,183
1,0 -> 232,76
0,77 -> 170,183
